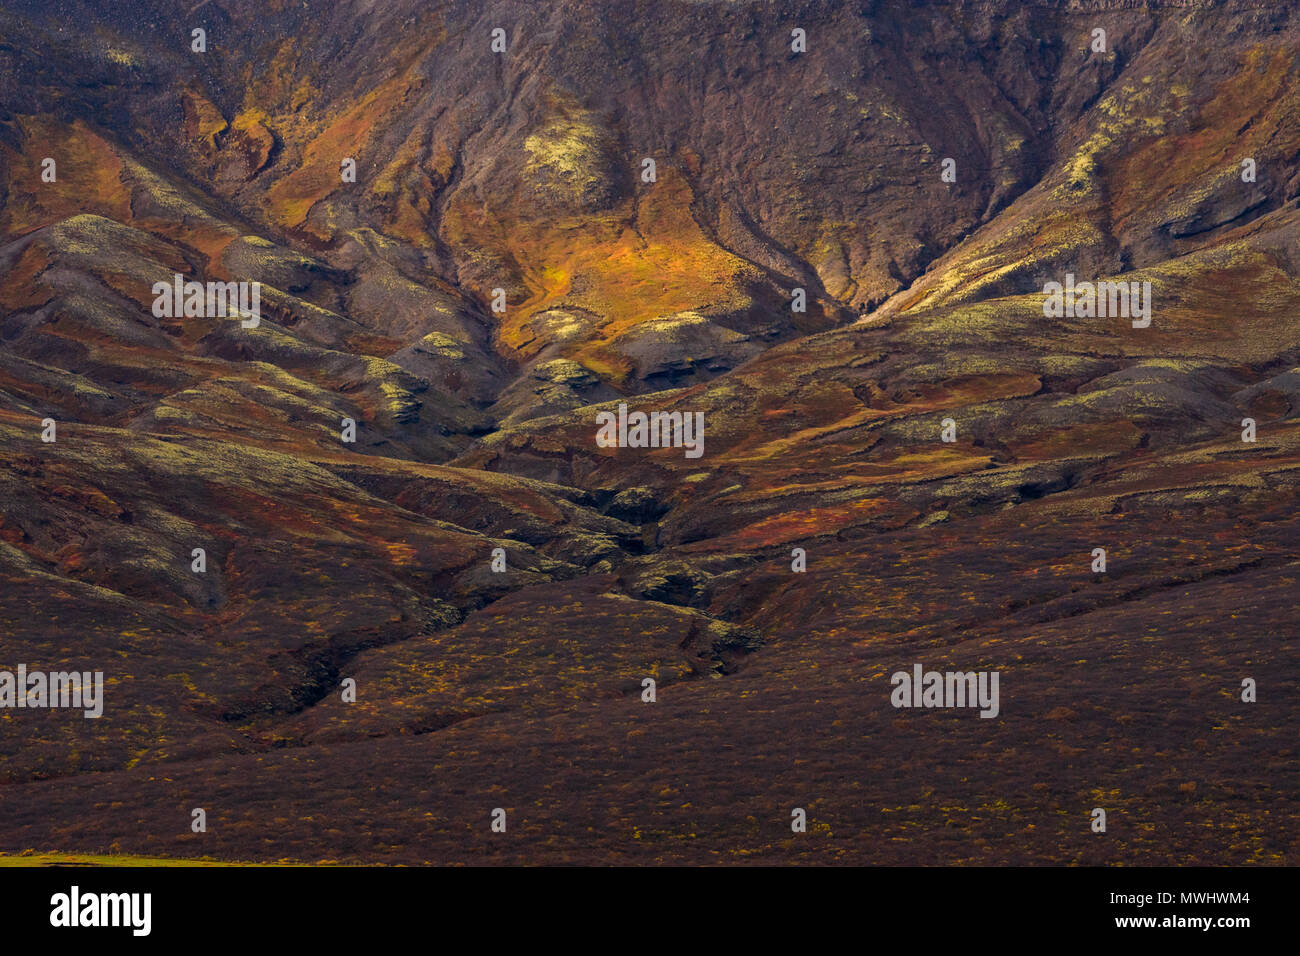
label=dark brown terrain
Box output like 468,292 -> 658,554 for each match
0,0 -> 1296,864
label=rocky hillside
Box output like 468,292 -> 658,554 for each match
0,0 -> 1296,864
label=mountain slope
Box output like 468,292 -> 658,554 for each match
0,0 -> 1296,864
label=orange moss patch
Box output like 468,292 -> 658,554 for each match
716,497 -> 903,548
267,74 -> 420,236
1009,419 -> 1145,460
0,117 -> 131,235
181,88 -> 228,156
448,168 -> 758,376
0,242 -> 54,311
341,332 -> 406,357
1112,46 -> 1300,230
130,219 -> 240,273
372,124 -> 438,247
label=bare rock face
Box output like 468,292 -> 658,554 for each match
0,0 -> 1298,865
